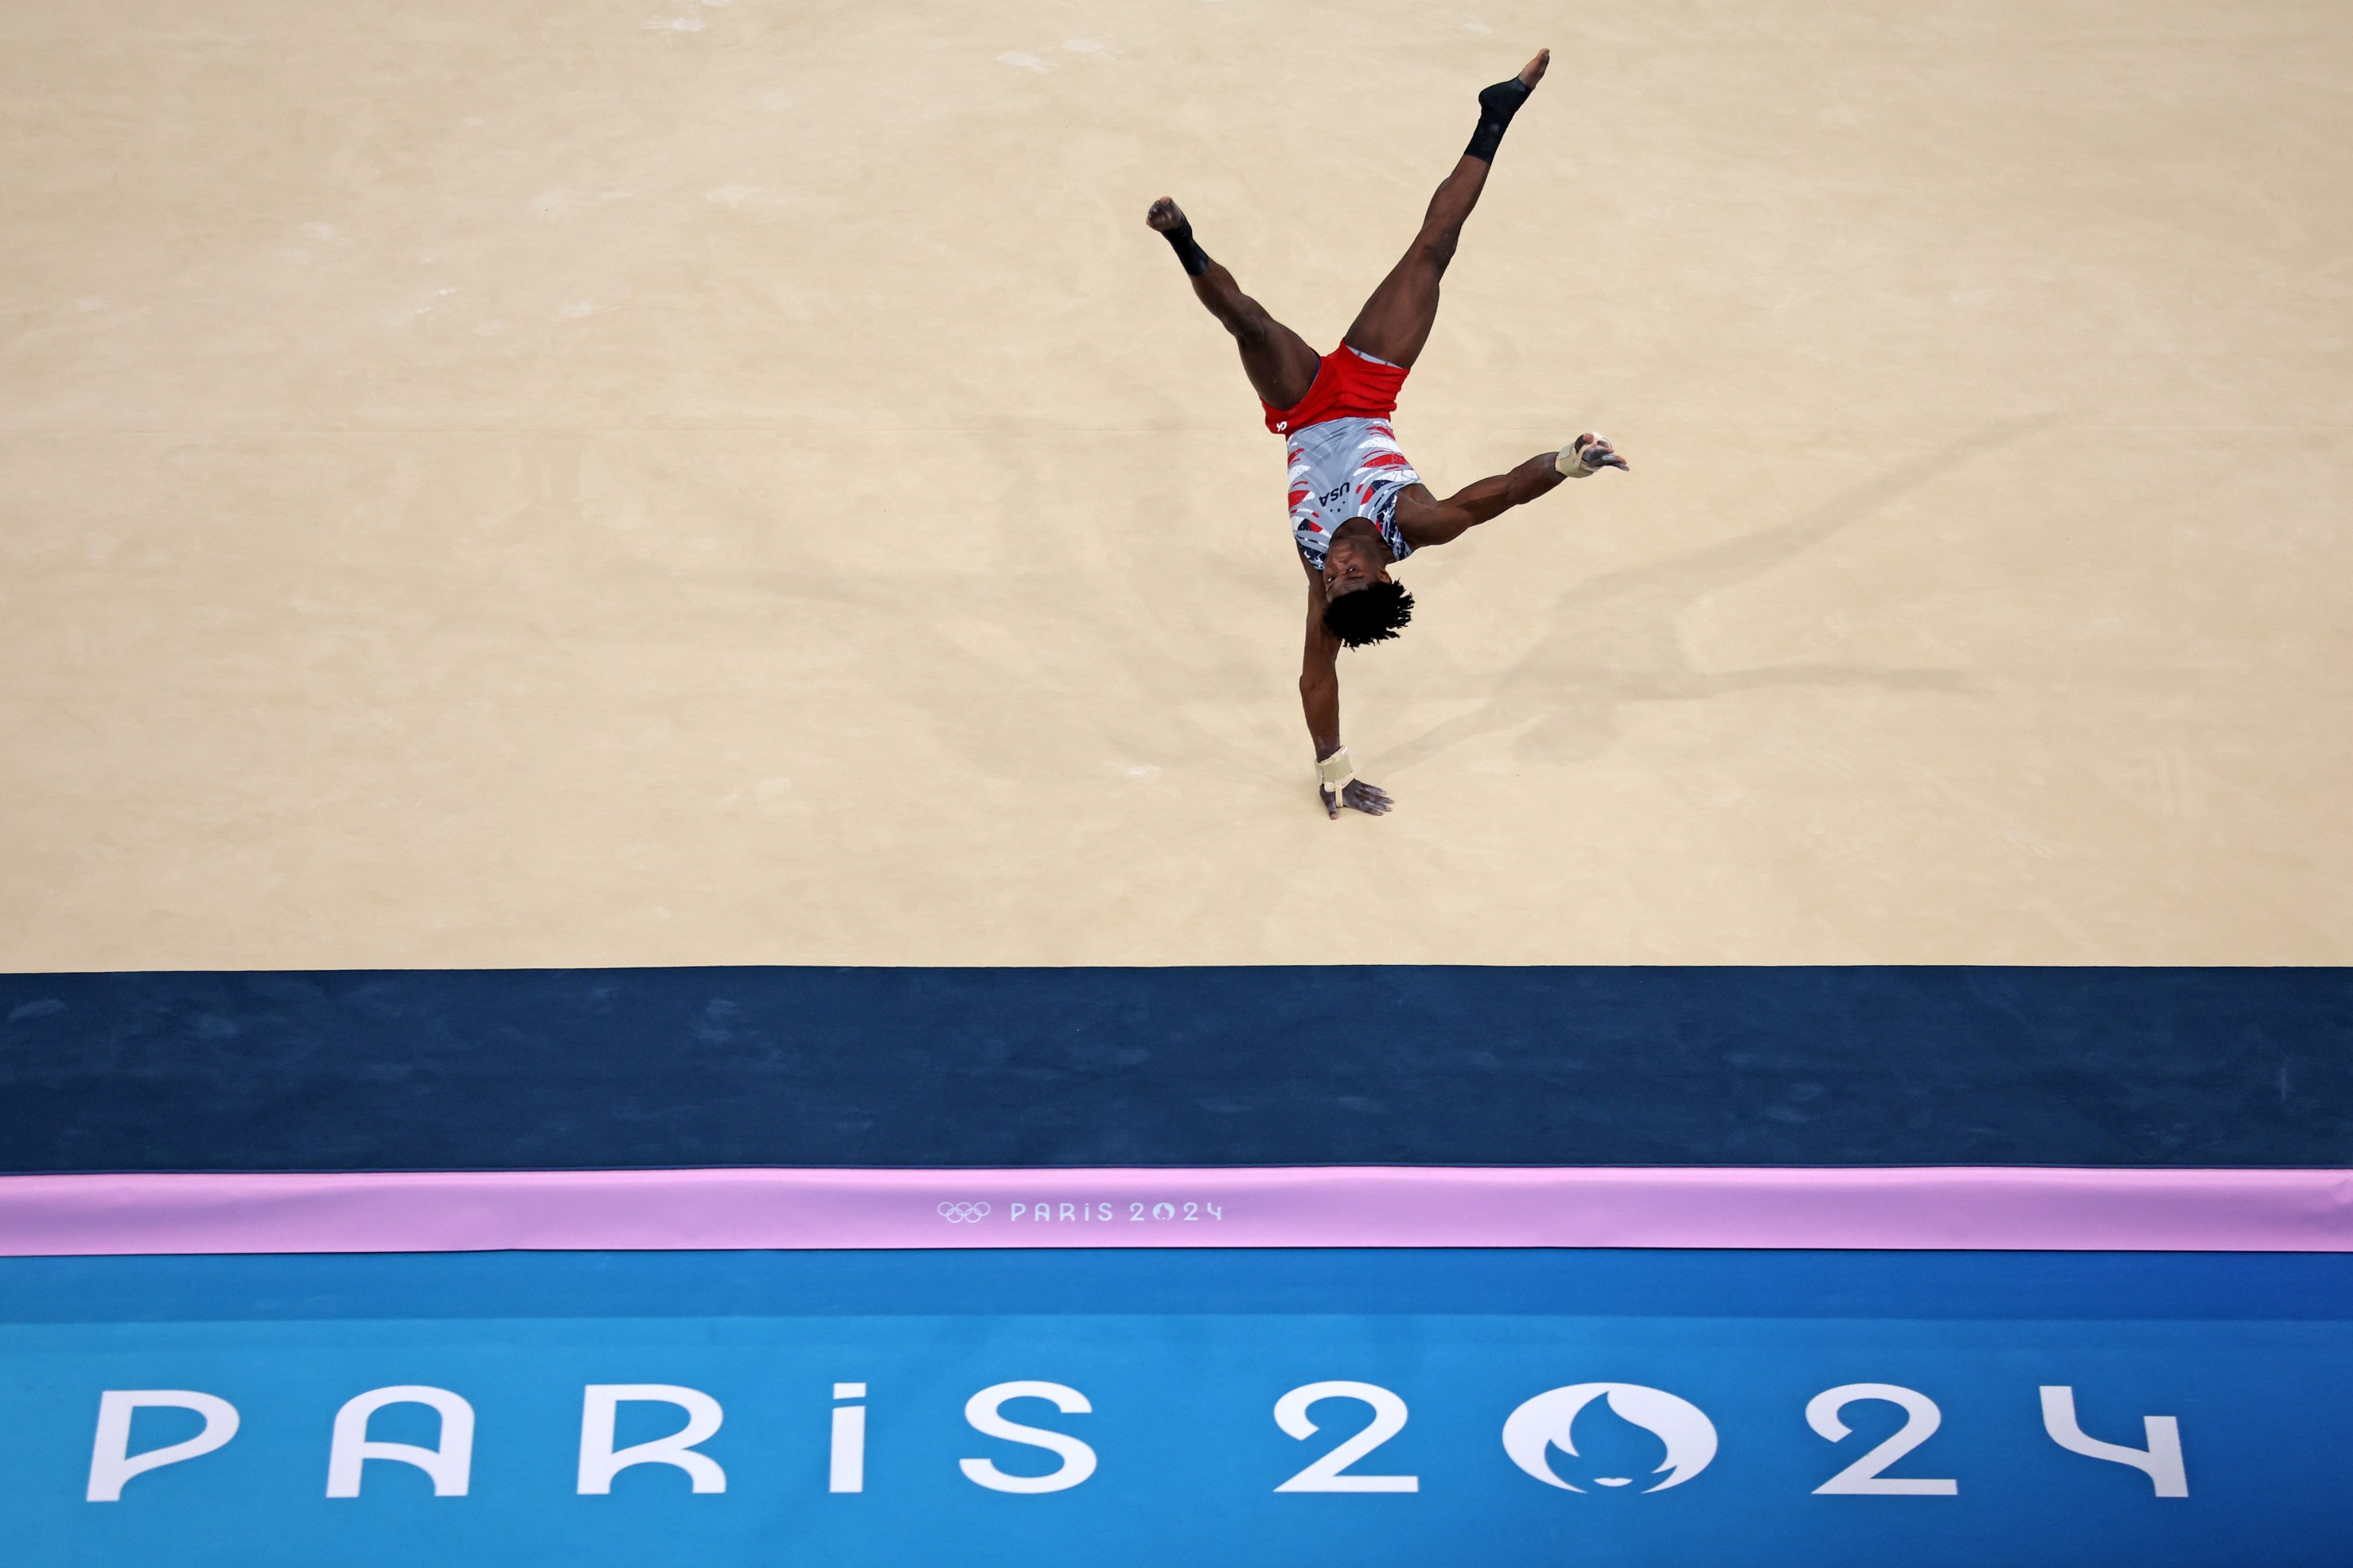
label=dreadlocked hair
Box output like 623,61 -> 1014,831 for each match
1322,579 -> 1416,648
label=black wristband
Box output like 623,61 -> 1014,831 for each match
1163,220 -> 1210,278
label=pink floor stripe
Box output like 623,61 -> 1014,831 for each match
0,1165 -> 2347,1255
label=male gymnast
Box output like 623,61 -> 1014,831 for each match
1147,49 -> 1627,819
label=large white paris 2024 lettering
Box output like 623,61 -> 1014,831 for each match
84,1379 -> 2188,1502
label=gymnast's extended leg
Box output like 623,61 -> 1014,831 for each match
1342,48 -> 1550,370
1144,196 -> 1320,410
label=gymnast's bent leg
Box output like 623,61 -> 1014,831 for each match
1145,196 -> 1321,411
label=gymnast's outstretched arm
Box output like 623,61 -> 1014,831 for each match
1394,434 -> 1628,551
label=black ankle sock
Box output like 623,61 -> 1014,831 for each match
1162,219 -> 1210,277
1465,76 -> 1533,162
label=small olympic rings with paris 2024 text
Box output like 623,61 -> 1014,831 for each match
937,1201 -> 991,1224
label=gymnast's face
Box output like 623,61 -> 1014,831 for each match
1322,533 -> 1392,598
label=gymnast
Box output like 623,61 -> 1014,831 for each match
1148,49 -> 1627,819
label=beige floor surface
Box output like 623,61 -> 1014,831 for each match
2,0 -> 2348,970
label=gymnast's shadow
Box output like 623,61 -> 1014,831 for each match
1381,425 -> 2029,772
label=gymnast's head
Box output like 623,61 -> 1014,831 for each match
1321,541 -> 1415,649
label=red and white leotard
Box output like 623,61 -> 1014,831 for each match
1261,344 -> 1422,569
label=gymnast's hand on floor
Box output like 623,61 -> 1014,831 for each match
1323,778 -> 1395,819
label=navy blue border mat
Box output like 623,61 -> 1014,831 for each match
2,967 -> 2347,1172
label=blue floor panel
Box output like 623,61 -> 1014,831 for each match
2,1249 -> 2344,1566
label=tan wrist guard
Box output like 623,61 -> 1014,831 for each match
1317,748 -> 1356,795
1556,433 -> 1608,478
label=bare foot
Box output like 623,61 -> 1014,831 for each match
1478,51 -> 1550,122
1146,196 -> 1186,232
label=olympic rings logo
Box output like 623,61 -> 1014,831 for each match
937,1201 -> 992,1224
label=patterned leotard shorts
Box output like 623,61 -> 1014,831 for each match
1261,344 -> 1421,568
